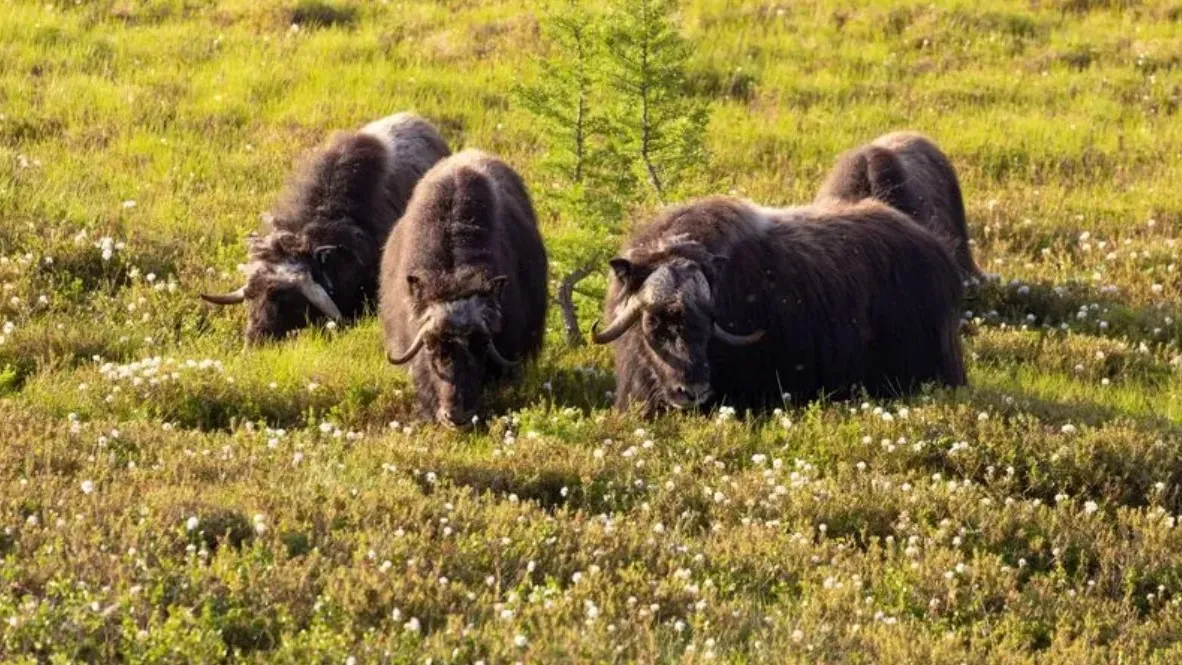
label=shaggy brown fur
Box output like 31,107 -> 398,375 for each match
815,131 -> 984,281
379,150 -> 548,427
201,113 -> 450,343
598,197 -> 966,413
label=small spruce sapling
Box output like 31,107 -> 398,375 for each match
515,0 -> 636,346
516,0 -> 710,345
602,0 -> 709,203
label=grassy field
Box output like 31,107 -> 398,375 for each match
2,0 -> 1182,662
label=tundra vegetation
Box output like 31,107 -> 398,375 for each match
1,0 -> 1181,663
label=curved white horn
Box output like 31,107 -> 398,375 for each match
713,323 -> 765,346
486,339 -> 519,368
297,277 -> 342,321
387,325 -> 429,365
476,319 -> 518,368
592,264 -> 682,344
200,287 -> 246,305
591,298 -> 644,344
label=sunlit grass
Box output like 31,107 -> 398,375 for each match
1,0 -> 1180,661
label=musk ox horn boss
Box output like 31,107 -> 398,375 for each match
201,112 -> 451,343
379,150 -> 548,428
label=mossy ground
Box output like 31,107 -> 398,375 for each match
1,0 -> 1181,662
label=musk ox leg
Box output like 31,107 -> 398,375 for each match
939,317 -> 968,387
862,319 -> 955,398
942,176 -> 986,282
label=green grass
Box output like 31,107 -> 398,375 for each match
1,0 -> 1181,662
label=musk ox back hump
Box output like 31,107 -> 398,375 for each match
816,132 -> 983,281
360,112 -> 452,224
270,132 -> 391,240
445,165 -> 500,269
627,196 -> 775,258
385,153 -> 506,283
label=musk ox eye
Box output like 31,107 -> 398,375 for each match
437,339 -> 467,361
430,345 -> 452,368
645,315 -> 677,344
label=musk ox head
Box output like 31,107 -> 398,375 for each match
386,270 -> 518,428
592,241 -> 764,409
201,231 -> 353,344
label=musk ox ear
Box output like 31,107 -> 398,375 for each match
313,245 -> 349,276
488,275 -> 509,300
406,274 -> 425,301
313,245 -> 342,264
608,258 -> 633,283
707,254 -> 729,280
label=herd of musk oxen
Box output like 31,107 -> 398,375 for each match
202,112 -> 982,426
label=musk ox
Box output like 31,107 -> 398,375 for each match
593,196 -> 966,413
201,112 -> 450,343
815,131 -> 984,281
380,150 -> 548,427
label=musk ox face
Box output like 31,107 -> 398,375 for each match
593,246 -> 764,410
387,273 -> 518,427
201,232 -> 347,345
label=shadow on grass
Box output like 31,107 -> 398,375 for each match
0,325 -> 143,395
23,362 -> 416,433
489,360 -> 614,417
414,462 -> 583,511
919,384 -> 1182,514
157,381 -> 416,432
287,0 -> 359,29
965,277 -> 1181,347
40,243 -> 182,299
966,383 -> 1180,434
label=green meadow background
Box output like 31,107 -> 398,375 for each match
1,0 -> 1181,661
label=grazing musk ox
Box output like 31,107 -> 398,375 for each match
201,113 -> 450,343
593,197 -> 966,413
815,131 -> 985,281
380,150 -> 548,427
